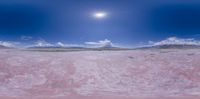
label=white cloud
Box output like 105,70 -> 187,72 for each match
57,42 -> 65,47
1,38 -> 115,48
21,36 -> 32,41
29,40 -> 84,48
150,37 -> 200,46
56,42 -> 83,47
0,41 -> 20,47
85,39 -> 113,47
34,39 -> 53,47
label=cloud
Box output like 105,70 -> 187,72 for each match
85,39 -> 113,47
56,42 -> 83,47
34,39 -> 53,47
57,42 -> 65,47
0,38 -> 115,48
0,41 -> 20,47
150,37 -> 200,46
148,41 -> 154,45
30,40 -> 83,48
21,36 -> 32,41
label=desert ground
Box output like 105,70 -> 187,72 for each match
0,49 -> 200,99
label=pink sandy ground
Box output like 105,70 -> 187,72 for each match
0,49 -> 200,99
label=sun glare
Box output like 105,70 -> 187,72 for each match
93,12 -> 107,18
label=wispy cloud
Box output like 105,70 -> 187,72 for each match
21,36 -> 33,41
56,42 -> 83,47
85,39 -> 113,47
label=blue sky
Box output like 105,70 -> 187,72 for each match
0,0 -> 200,47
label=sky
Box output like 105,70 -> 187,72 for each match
1,0 -> 200,47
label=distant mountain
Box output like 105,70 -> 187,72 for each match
28,46 -> 86,49
154,44 -> 200,49
95,46 -> 130,51
137,44 -> 200,49
0,45 -> 11,49
27,39 -> 131,51
27,45 -> 130,51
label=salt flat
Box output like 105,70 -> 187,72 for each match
0,49 -> 200,99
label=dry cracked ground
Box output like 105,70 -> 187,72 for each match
0,49 -> 200,99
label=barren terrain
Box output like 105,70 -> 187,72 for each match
0,49 -> 200,99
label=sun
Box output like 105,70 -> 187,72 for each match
93,12 -> 107,19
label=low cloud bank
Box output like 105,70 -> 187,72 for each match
30,39 -> 114,48
34,39 -> 54,47
85,39 -> 113,48
56,42 -> 83,47
0,41 -> 20,48
149,37 -> 200,46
